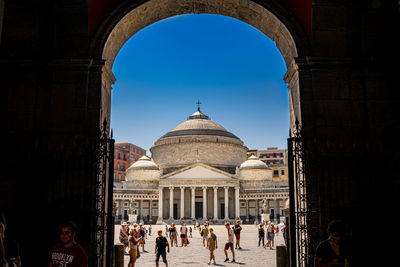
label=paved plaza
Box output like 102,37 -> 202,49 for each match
115,224 -> 285,266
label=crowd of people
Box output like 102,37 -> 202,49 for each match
119,219 -> 287,266
1,210 -> 349,267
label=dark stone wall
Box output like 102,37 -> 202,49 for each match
0,0 -> 399,266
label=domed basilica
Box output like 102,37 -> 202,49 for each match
113,108 -> 289,224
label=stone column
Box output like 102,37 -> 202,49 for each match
169,186 -> 174,220
202,187 -> 207,220
255,198 -> 259,222
149,199 -> 153,220
224,186 -> 229,220
235,187 -> 240,219
139,199 -> 143,223
180,186 -> 185,219
157,188 -> 163,223
213,186 -> 218,220
245,198 -> 249,222
191,187 -> 195,220
274,199 -> 279,223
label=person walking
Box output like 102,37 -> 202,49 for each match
119,222 -> 129,254
258,224 -> 265,247
169,223 -> 177,247
233,220 -> 242,249
314,220 -> 350,267
149,225 -> 152,236
48,221 -> 88,267
189,226 -> 193,238
207,228 -> 218,265
264,221 -> 273,249
155,230 -> 170,267
165,224 -> 169,238
180,223 -> 187,247
128,228 -> 140,267
201,224 -> 209,248
223,222 -> 235,263
138,224 -> 146,252
270,223 -> 276,248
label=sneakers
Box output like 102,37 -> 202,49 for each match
213,260 -> 216,265
208,261 -> 211,265
224,258 -> 229,262
231,259 -> 236,263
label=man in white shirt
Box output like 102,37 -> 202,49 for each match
223,222 -> 235,263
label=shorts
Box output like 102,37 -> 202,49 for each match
129,248 -> 137,258
203,236 -> 208,241
224,242 -> 234,250
155,251 -> 167,263
267,232 -> 273,240
235,234 -> 240,240
180,234 -> 186,238
170,232 -> 176,237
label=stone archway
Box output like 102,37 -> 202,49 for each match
90,0 -> 310,134
89,1 -> 310,265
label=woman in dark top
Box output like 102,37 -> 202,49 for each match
314,220 -> 349,267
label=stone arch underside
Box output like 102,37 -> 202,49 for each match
103,0 -> 298,72
98,0 -> 304,130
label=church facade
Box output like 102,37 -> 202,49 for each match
113,109 -> 289,224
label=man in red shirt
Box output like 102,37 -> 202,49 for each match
48,221 -> 88,267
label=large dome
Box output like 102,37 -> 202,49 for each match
125,155 -> 160,181
238,155 -> 272,180
150,109 -> 248,174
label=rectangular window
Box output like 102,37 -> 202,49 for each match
118,153 -> 121,159
280,153 -> 284,157
266,154 -> 270,158
273,153 -> 277,157
280,160 -> 284,164
281,170 -> 285,175
119,174 -> 122,181
273,170 -> 279,177
123,154 -> 126,160
259,154 -> 263,158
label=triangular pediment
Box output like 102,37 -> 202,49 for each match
161,163 -> 236,180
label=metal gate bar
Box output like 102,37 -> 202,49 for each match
288,119 -> 312,267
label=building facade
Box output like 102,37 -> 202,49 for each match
114,142 -> 146,182
114,109 -> 289,224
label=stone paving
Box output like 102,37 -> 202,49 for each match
115,224 -> 285,267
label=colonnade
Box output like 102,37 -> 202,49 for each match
158,186 -> 240,221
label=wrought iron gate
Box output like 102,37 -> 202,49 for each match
288,120 -> 312,267
90,119 -> 115,267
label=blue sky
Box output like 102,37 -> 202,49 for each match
111,14 -> 289,152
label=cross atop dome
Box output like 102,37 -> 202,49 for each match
196,100 -> 202,111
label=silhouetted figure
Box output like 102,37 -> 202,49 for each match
314,220 -> 350,267
0,213 -> 21,267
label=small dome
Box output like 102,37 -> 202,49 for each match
239,155 -> 270,170
127,155 -> 160,171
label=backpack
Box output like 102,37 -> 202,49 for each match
201,229 -> 204,236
